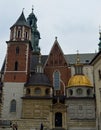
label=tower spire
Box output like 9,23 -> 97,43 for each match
27,7 -> 40,55
98,25 -> 101,51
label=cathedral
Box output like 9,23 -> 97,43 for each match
0,8 -> 99,130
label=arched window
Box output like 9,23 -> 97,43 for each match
26,88 -> 30,95
25,32 -> 28,39
17,30 -> 21,38
69,89 -> 73,96
87,89 -> 91,96
53,71 -> 60,90
16,47 -> 19,54
45,89 -> 50,95
35,88 -> 41,94
14,61 -> 18,71
76,88 -> 82,95
10,99 -> 16,112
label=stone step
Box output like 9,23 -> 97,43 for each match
52,127 -> 65,130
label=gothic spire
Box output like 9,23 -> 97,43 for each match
27,8 -> 40,54
11,11 -> 30,28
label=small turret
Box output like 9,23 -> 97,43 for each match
27,7 -> 40,54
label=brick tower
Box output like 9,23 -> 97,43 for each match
2,11 -> 32,119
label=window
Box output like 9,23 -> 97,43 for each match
17,30 -> 21,38
16,47 -> 19,54
53,71 -> 60,90
35,88 -> 41,94
10,99 -> 16,112
77,88 -> 82,95
14,61 -> 18,71
69,89 -> 73,96
26,88 -> 30,95
85,60 -> 89,63
87,89 -> 91,96
25,32 -> 28,39
45,89 -> 50,95
98,70 -> 101,80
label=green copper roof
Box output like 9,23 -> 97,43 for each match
11,11 -> 30,28
27,9 -> 40,54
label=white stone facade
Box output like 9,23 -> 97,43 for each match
1,82 -> 24,120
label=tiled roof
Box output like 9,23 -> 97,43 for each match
11,11 -> 30,28
1,53 -> 96,72
25,73 -> 51,87
65,53 -> 96,65
30,53 -> 96,71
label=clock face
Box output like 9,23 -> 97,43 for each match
77,88 -> 82,95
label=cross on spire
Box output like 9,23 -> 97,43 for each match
32,5 -> 34,13
22,8 -> 25,13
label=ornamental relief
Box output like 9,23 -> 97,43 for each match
52,103 -> 67,112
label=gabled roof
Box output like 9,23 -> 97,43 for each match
11,11 -> 30,28
66,53 -> 96,65
44,37 -> 68,67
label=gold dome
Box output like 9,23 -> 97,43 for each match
68,75 -> 92,87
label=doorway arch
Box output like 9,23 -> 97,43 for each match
55,112 -> 62,127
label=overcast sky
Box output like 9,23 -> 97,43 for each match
0,0 -> 101,69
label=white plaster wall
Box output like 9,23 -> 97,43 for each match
93,59 -> 101,116
83,65 -> 94,85
67,99 -> 95,119
93,59 -> 101,130
1,82 -> 24,120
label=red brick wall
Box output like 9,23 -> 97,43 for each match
44,66 -> 71,87
4,43 -> 31,82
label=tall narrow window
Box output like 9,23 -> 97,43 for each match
10,99 -> 16,112
98,70 -> 101,80
14,61 -> 18,71
16,47 -> 19,54
87,89 -> 91,96
18,30 -> 21,38
25,32 -> 28,39
53,71 -> 60,90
